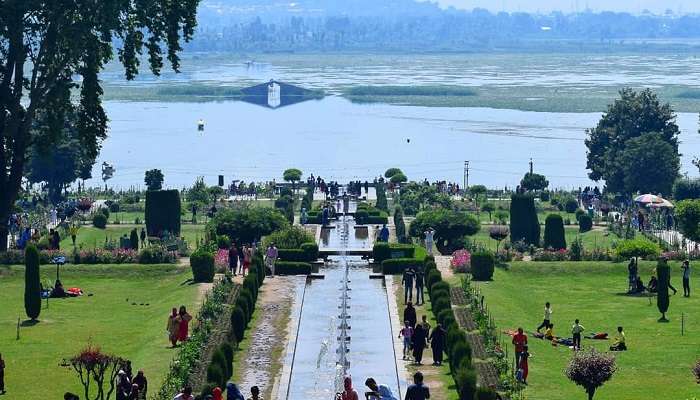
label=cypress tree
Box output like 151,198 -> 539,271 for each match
129,228 -> 139,250
509,194 -> 540,246
657,258 -> 670,322
544,214 -> 566,250
24,245 -> 42,321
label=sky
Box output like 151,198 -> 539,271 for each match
431,0 -> 700,14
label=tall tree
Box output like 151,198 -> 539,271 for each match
520,172 -> 549,192
0,0 -> 200,251
585,88 -> 680,194
144,169 -> 164,191
24,244 -> 41,321
620,133 -> 679,196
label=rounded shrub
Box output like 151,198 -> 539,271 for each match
441,314 -> 457,331
579,214 -> 593,233
471,251 -> 495,281
432,297 -> 451,317
450,341 -> 473,371
221,342 -> 234,368
212,348 -> 231,380
92,213 -> 107,229
236,295 -> 251,324
447,326 -> 467,355
101,207 -> 110,219
544,214 -> 566,250
190,248 -> 215,283
437,309 -> 454,326
565,198 -> 579,213
455,367 -> 477,400
430,281 -> 450,297
430,288 -> 449,304
475,387 -> 498,400
230,306 -> 246,342
238,288 -> 255,317
108,202 -> 120,213
426,269 -> 442,293
575,208 -> 585,221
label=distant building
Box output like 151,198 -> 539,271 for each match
240,80 -> 322,109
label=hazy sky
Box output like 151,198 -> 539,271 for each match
432,0 -> 700,13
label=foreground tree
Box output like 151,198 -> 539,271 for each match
585,88 -> 680,194
565,348 -> 617,400
0,1 -> 200,251
520,172 -> 549,192
144,169 -> 164,191
657,258 -> 671,322
70,344 -> 126,400
24,245 -> 41,321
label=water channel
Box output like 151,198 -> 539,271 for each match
283,202 -> 401,400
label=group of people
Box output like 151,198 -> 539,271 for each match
173,383 -> 258,400
335,374 -> 430,400
628,258 -> 691,297
227,242 -> 254,276
375,224 -> 390,243
167,306 -> 193,347
115,366 -> 148,400
400,303 -> 447,367
401,266 -> 425,305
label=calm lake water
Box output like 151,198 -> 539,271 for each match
92,96 -> 700,189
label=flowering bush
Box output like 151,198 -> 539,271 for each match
450,249 -> 471,273
215,249 -> 230,271
532,248 -> 569,261
565,348 -> 617,400
74,248 -> 139,264
581,249 -> 614,262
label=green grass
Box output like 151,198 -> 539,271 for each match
345,85 -> 477,97
60,224 -> 206,250
472,261 -> 700,400
0,263 -> 200,399
470,226 -> 614,252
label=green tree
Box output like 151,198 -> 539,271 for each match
144,169 -> 164,191
209,206 -> 289,245
24,245 -> 41,321
544,214 -> 566,250
675,200 -> 700,242
673,178 -> 700,201
0,1 -> 199,251
187,177 -> 211,207
283,168 -> 303,190
615,238 -> 660,262
620,133 -> 679,195
384,168 -> 403,179
481,203 -> 496,221
657,258 -> 670,322
469,185 -> 487,211
520,172 -> 549,192
409,209 -> 480,254
509,194 -> 540,247
389,172 -> 407,185
565,348 -> 617,400
585,88 -> 680,194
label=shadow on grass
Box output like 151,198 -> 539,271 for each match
20,319 -> 40,327
613,292 -> 655,297
180,278 -> 196,286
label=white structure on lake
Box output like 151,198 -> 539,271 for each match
268,81 -> 281,108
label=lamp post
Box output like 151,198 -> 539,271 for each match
52,255 -> 66,282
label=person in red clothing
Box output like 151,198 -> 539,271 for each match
336,376 -> 359,400
177,306 -> 192,343
212,386 -> 223,400
512,327 -> 528,366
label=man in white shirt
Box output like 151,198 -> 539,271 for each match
536,302 -> 552,333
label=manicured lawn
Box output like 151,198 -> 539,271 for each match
59,224 -> 206,250
0,264 -> 201,399
469,227 -> 615,252
471,261 -> 700,400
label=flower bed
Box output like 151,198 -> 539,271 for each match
0,247 -> 177,265
450,249 -> 471,273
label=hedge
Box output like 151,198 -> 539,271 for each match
190,248 -> 215,283
230,306 -> 246,342
373,243 -> 415,264
277,243 -> 319,262
471,251 -> 495,281
579,214 -> 593,233
544,214 -> 566,250
381,258 -> 422,275
275,261 -> 312,275
92,213 -> 107,229
510,193 -> 540,246
426,269 -> 443,294
145,189 -> 181,236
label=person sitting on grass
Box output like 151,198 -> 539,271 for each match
544,323 -> 555,341
609,326 -> 627,351
50,280 -> 67,298
647,275 -> 658,293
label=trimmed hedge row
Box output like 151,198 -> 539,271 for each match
191,248 -> 216,283
145,189 -> 181,236
277,243 -> 319,262
471,251 -> 495,281
423,256 -> 479,400
373,242 -> 415,264
275,261 -> 313,275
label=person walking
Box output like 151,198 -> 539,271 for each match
167,308 -> 180,348
404,371 -> 430,400
429,323 -> 446,366
424,228 -> 434,257
627,259 -> 638,293
242,245 -> 252,276
403,302 -> 417,329
412,323 -> 428,365
512,327 -> 528,365
379,224 -> 390,242
266,243 -> 278,277
420,315 -> 430,338
682,260 -> 691,297
116,370 -> 131,400
572,319 -> 585,350
70,224 -> 79,247
518,346 -> 530,385
414,267 -> 425,305
399,321 -> 414,360
226,383 -> 245,400
401,267 -> 415,304
132,370 -> 148,399
536,302 -> 552,333
228,243 -> 239,276
301,208 -> 308,225
177,306 -> 192,344
140,228 -> 146,247
0,353 -> 6,395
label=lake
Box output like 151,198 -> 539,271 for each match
92,96 -> 700,189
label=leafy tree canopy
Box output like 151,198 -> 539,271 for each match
0,0 -> 199,250
409,209 -> 480,253
389,172 -> 407,184
675,199 -> 700,242
585,88 -> 680,194
384,168 -> 403,179
209,205 -> 289,245
283,168 -> 302,183
620,132 -> 679,196
144,169 -> 164,191
520,172 -> 549,192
